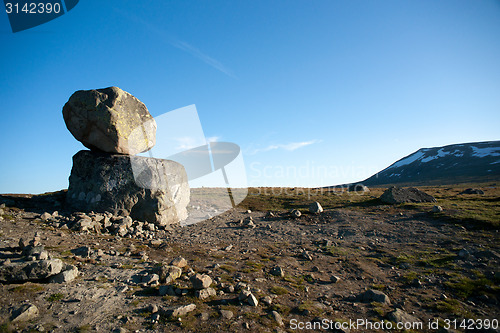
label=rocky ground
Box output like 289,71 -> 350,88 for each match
0,189 -> 499,333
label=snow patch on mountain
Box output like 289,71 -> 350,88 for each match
471,146 -> 500,158
387,151 -> 426,170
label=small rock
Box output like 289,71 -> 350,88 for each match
290,209 -> 301,218
270,266 -> 285,278
300,250 -> 313,261
145,304 -> 159,314
40,212 -> 52,221
198,312 -> 210,321
195,287 -> 216,299
158,285 -> 176,296
266,211 -> 276,218
219,309 -> 233,320
432,205 -> 443,213
190,274 -> 212,289
239,290 -> 258,306
330,275 -> 341,283
162,303 -> 196,318
242,218 -> 256,229
18,238 -> 26,249
459,188 -> 484,195
155,265 -> 182,284
170,256 -> 187,268
271,311 -> 284,326
387,308 -> 422,326
71,246 -> 92,258
50,265 -> 79,283
357,289 -> 391,305
309,202 -> 323,214
111,328 -> 128,333
142,273 -> 159,286
248,293 -> 259,306
11,303 -> 39,323
261,296 -> 273,306
239,290 -> 251,301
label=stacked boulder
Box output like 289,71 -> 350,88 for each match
63,87 -> 189,226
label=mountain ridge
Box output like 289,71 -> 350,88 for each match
353,140 -> 500,187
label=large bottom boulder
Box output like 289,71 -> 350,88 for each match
66,150 -> 190,226
380,186 -> 436,204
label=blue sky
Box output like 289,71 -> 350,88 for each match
1,0 -> 499,193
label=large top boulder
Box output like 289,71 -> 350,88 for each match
62,86 -> 156,155
380,186 -> 436,204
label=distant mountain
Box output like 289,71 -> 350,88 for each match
361,141 -> 500,186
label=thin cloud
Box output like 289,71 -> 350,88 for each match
171,41 -> 235,78
249,140 -> 321,155
113,7 -> 235,78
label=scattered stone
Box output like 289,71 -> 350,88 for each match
309,202 -> 323,214
111,328 -> 128,333
248,293 -> 259,306
158,285 -> 175,296
198,312 -> 210,321
380,187 -> 436,204
261,296 -> 273,306
432,205 -> 443,213
265,211 -> 276,218
190,273 -> 212,289
219,309 -> 234,320
145,304 -> 159,314
71,246 -> 92,258
142,273 -> 159,286
300,250 -> 313,261
242,217 -> 256,229
239,290 -> 251,301
239,290 -> 258,306
40,212 -> 52,221
0,259 -> 63,283
162,303 -> 196,318
271,311 -> 284,326
330,275 -> 341,283
458,248 -> 470,258
62,86 -> 156,155
348,184 -> 370,193
195,287 -> 216,299
460,188 -> 484,195
270,265 -> 285,278
387,308 -> 422,326
357,289 -> 391,305
290,209 -> 301,218
170,256 -> 187,268
224,285 -> 235,293
154,265 -> 182,284
10,303 -> 39,323
50,264 -> 79,283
